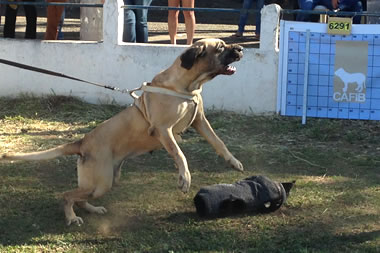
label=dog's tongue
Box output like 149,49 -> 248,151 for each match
223,65 -> 236,75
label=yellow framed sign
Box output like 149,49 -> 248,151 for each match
327,17 -> 352,35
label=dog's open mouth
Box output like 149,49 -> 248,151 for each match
220,65 -> 237,75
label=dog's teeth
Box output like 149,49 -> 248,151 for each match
228,66 -> 236,72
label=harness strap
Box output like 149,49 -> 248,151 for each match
129,82 -> 199,102
131,82 -> 200,131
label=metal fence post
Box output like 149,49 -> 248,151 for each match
302,29 -> 310,125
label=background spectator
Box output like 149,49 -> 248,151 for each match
57,9 -> 65,39
123,0 -> 152,43
233,0 -> 264,39
168,0 -> 196,45
297,0 -> 335,22
337,0 -> 363,24
45,0 -> 67,40
4,0 -> 37,39
297,0 -> 362,23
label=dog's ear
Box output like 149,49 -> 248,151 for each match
180,44 -> 206,70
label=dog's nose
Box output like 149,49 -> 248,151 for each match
236,46 -> 243,52
233,45 -> 243,53
230,44 -> 243,52
234,46 -> 243,58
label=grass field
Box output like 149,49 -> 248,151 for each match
0,95 -> 379,252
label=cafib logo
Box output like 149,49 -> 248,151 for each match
333,41 -> 368,103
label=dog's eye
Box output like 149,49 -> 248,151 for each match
217,45 -> 225,53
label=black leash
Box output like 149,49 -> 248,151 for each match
0,58 -> 127,93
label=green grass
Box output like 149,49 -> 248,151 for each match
0,95 -> 379,252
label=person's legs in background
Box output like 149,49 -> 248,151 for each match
57,8 -> 65,39
134,0 -> 152,43
168,0 -> 180,44
338,0 -> 363,24
182,0 -> 195,45
24,0 -> 37,39
319,0 -> 333,9
4,4 -> 17,38
45,0 -> 66,40
234,0 -> 253,37
298,0 -> 334,22
296,0 -> 315,22
255,0 -> 264,37
351,1 -> 363,24
123,0 -> 137,42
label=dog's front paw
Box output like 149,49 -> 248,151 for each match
178,170 -> 191,193
66,216 -> 84,226
229,157 -> 244,172
93,206 -> 107,215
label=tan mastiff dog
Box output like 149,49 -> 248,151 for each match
0,38 -> 244,226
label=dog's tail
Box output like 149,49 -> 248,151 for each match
0,140 -> 82,161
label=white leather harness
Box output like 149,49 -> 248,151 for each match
129,82 -> 199,102
129,82 -> 200,130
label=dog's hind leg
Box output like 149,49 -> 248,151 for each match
63,188 -> 94,226
356,82 -> 364,92
113,160 -> 125,185
343,82 -> 348,93
63,156 -> 113,226
63,184 -> 111,226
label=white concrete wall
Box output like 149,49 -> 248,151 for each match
0,1 -> 281,114
80,0 -> 103,41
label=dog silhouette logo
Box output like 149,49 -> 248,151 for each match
333,41 -> 368,103
334,68 -> 366,93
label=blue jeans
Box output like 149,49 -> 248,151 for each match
297,0 -> 362,23
296,0 -> 333,22
338,0 -> 362,24
238,0 -> 264,35
123,0 -> 152,43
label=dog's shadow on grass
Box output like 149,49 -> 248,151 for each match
336,230 -> 380,244
0,160 -> 77,246
0,195 -> 70,246
164,211 -> 380,251
164,210 -> 266,224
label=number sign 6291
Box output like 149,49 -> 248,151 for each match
327,17 -> 352,35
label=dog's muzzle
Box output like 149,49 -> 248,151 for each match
218,45 -> 243,75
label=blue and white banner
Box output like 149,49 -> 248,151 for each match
278,20 -> 380,120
